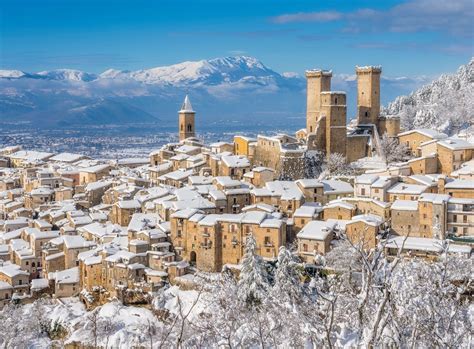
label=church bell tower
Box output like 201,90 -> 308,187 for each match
178,95 -> 195,141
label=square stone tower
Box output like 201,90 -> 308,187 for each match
306,69 -> 332,134
356,66 -> 381,125
178,95 -> 196,141
320,91 -> 347,157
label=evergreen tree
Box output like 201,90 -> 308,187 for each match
238,234 -> 269,307
272,246 -> 303,309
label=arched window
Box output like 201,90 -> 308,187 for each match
187,124 -> 192,132
365,111 -> 369,117
180,124 -> 183,131
335,97 -> 338,104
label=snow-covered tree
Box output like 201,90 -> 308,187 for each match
271,246 -> 303,309
379,134 -> 411,164
238,234 -> 270,306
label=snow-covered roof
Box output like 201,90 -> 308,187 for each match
79,164 -> 110,174
0,280 -> 13,290
117,199 -> 141,210
325,200 -> 355,210
31,278 -> 49,290
444,179 -> 474,190
385,236 -> 471,255
297,220 -> 335,241
398,128 -> 448,140
387,182 -> 427,195
0,263 -> 29,278
241,203 -> 277,213
53,267 -> 79,284
295,178 -> 324,188
391,200 -> 419,211
9,150 -> 54,161
221,155 -> 250,168
294,205 -> 321,218
349,214 -> 384,227
321,180 -> 354,195
419,193 -> 450,204
179,95 -> 194,113
49,152 -> 86,163
266,181 -> 304,201
355,174 -> 379,185
437,138 -> 474,151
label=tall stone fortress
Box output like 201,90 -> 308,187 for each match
306,65 -> 400,162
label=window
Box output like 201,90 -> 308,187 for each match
303,244 -> 308,252
187,124 -> 192,132
264,236 -> 271,245
26,261 -> 29,266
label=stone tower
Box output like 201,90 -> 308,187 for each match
320,91 -> 347,157
178,95 -> 195,141
306,69 -> 332,134
356,66 -> 381,125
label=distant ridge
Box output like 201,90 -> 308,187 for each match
0,55 -> 433,128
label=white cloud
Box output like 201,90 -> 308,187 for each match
272,0 -> 473,37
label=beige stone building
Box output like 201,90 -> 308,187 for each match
398,129 -> 447,157
436,138 -> 474,175
390,200 -> 420,236
297,220 -> 335,262
346,214 -> 385,250
170,210 -> 286,272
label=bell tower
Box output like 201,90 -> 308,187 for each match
178,95 -> 195,141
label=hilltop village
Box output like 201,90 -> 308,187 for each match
0,66 -> 472,309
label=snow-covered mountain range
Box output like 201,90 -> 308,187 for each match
382,58 -> 474,136
0,55 -> 431,128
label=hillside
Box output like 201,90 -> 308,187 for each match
382,58 -> 474,135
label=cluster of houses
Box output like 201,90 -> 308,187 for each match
0,92 -> 472,309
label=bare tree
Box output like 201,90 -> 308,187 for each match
380,134 -> 411,164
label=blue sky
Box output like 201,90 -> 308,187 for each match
1,0 -> 472,77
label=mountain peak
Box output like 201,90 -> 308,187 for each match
36,69 -> 97,82
0,70 -> 27,79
